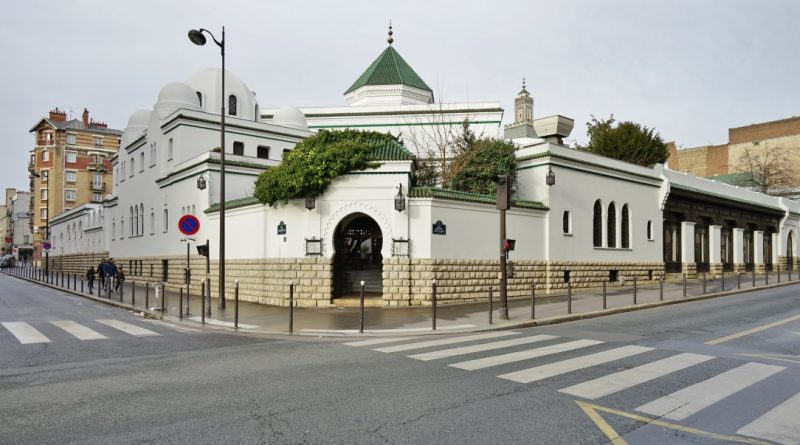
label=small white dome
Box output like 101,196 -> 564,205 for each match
272,106 -> 308,131
121,109 -> 152,148
186,68 -> 259,121
154,82 -> 201,119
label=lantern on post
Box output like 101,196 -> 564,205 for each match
394,184 -> 406,212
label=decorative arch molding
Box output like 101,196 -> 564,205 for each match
322,201 -> 392,258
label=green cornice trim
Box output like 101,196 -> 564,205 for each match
155,158 -> 269,186
409,186 -> 548,210
670,184 -> 784,215
160,115 -> 305,142
517,151 -> 662,186
205,196 -> 261,214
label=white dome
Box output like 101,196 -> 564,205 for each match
154,82 -> 201,119
121,109 -> 152,148
272,106 -> 308,131
186,68 -> 259,121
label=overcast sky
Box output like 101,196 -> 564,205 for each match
2,0 -> 799,190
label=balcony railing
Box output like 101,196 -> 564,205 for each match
90,181 -> 106,191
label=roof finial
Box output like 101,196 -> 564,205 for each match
522,77 -> 526,90
387,21 -> 394,45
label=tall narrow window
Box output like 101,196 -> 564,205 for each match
647,221 -> 653,240
168,138 -> 173,160
163,208 -> 169,232
129,207 -> 134,236
621,204 -> 630,248
233,141 -> 244,156
562,211 -> 571,235
150,210 -> 155,235
228,95 -> 238,116
593,200 -> 602,247
607,202 -> 616,248
140,203 -> 145,235
196,91 -> 203,107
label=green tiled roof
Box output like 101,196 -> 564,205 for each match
204,196 -> 260,214
345,46 -> 432,94
709,172 -> 754,187
409,187 -> 548,210
365,139 -> 415,161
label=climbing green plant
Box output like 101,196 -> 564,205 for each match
253,129 -> 397,206
447,138 -> 517,195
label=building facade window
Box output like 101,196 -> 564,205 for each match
66,134 -> 76,145
65,189 -> 76,202
92,192 -> 103,202
140,203 -> 144,235
129,157 -> 134,177
282,148 -> 291,159
196,91 -> 202,107
40,207 -> 47,220
647,221 -> 653,240
228,95 -> 238,116
163,208 -> 168,232
139,152 -> 145,172
150,210 -> 155,235
257,145 -> 270,159
112,221 -> 116,240
93,136 -> 102,146
607,202 -> 617,248
621,204 -> 630,248
41,150 -> 49,162
168,138 -> 173,160
65,151 -> 77,163
233,141 -> 244,156
65,170 -> 77,182
593,200 -> 602,247
41,188 -> 48,200
563,211 -> 572,235
130,207 -> 134,236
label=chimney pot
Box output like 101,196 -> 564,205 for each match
82,108 -> 89,128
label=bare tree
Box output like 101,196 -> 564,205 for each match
732,144 -> 800,196
401,98 -> 482,186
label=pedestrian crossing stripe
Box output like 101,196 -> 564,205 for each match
50,320 -> 107,340
576,400 -> 771,445
1,319 -> 162,344
1,322 -> 50,344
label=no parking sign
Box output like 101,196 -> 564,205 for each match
178,215 -> 200,236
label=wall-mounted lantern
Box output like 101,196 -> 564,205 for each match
394,183 -> 406,212
196,174 -> 207,190
304,196 -> 315,211
546,166 -> 556,187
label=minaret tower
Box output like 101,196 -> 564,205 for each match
504,78 -> 537,138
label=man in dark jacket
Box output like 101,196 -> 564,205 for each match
98,259 -> 107,291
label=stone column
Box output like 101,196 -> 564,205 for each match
754,231 -> 765,273
709,225 -> 722,276
733,228 -> 746,273
680,221 -> 696,277
772,232 -> 781,269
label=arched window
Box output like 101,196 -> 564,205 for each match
196,91 -> 202,107
150,210 -> 155,235
593,200 -> 602,247
140,203 -> 144,235
228,95 -> 238,116
121,219 -> 124,239
621,204 -> 630,248
562,211 -> 571,235
112,220 -> 116,240
130,207 -> 134,236
163,208 -> 168,232
607,202 -> 616,248
647,220 -> 653,240
79,221 -> 83,238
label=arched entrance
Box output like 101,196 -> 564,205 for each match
333,213 -> 383,297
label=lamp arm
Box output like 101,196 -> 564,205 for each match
199,28 -> 224,49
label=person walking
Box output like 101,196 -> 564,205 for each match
98,259 -> 107,291
105,259 -> 118,292
115,266 -> 125,292
86,266 -> 96,292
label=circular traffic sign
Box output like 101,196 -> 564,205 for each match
178,215 -> 200,236
42,241 -> 52,251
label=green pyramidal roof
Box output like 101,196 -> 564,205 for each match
345,46 -> 432,94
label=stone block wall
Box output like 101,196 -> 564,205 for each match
544,261 -> 664,292
44,252 -> 109,276
115,255 -> 334,307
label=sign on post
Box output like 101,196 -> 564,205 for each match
42,241 -> 52,251
178,215 -> 200,236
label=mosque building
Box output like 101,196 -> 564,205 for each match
45,28 -> 800,308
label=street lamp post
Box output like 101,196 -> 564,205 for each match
188,26 -> 226,309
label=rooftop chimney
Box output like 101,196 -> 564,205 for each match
49,107 -> 67,122
82,108 -> 89,128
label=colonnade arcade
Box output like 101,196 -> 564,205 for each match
662,189 -> 788,276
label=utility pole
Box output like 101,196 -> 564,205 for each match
493,174 -> 510,320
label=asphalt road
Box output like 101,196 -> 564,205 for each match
1,273 -> 799,444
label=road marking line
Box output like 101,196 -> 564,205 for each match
95,319 -> 161,337
373,331 -> 517,353
50,320 -> 107,340
499,345 -> 653,384
577,401 -> 771,445
560,352 -> 714,400
303,324 -> 475,334
187,316 -> 258,329
705,314 -> 800,345
146,320 -> 201,333
409,334 -> 559,361
450,339 -> 603,371
737,391 -> 800,445
1,322 -> 50,344
343,337 -> 414,347
636,362 -> 785,421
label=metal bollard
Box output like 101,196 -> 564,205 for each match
289,281 -> 294,333
431,279 -> 437,331
201,280 -> 205,324
567,281 -> 572,314
488,287 -> 493,325
683,274 -> 687,297
603,281 -> 607,309
721,270 -> 725,291
738,272 -> 741,289
752,269 -> 756,287
131,281 -> 136,307
531,284 -> 535,320
777,263 -> 781,283
659,276 -> 664,301
145,283 -> 150,310
766,269 -> 769,285
161,283 -> 166,313
179,288 -> 183,320
205,278 -> 211,318
633,277 -> 638,305
790,267 -> 793,281
107,282 -> 111,299
359,281 -> 365,334
234,280 -> 240,329
702,273 -> 707,294
81,278 -> 84,293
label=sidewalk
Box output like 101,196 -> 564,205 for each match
5,265 -> 799,337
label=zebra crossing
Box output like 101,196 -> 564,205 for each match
1,319 -> 163,344
344,331 -> 800,444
